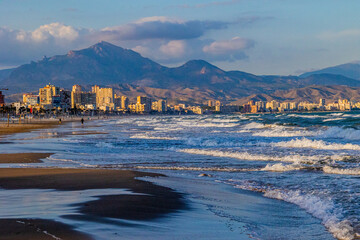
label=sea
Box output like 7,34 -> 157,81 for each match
1,112 -> 360,240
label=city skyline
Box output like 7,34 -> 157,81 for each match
1,0 -> 360,75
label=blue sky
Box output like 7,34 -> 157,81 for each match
1,0 -> 360,75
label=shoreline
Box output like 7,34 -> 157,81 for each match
0,153 -> 53,163
0,168 -> 187,239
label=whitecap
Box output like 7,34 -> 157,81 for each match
274,138 -> 360,151
261,163 -> 303,172
323,166 -> 360,175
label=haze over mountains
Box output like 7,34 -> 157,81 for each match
2,41 -> 360,104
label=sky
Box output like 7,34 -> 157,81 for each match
1,0 -> 360,75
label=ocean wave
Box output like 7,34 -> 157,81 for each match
323,166 -> 360,175
231,180 -> 356,240
95,142 -> 116,148
185,138 -> 245,147
319,127 -> 360,141
253,127 -> 314,137
179,149 -> 323,163
263,190 -> 355,240
323,118 -> 345,122
130,134 -> 178,140
274,138 -> 360,151
287,114 -> 327,119
133,166 -> 256,172
261,163 -> 303,172
242,122 -> 266,129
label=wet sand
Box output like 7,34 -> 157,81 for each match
0,122 -> 59,136
0,153 -> 53,163
0,219 -> 92,240
0,168 -> 187,239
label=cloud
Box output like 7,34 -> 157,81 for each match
0,17 -> 256,68
100,16 -> 229,41
203,37 -> 254,54
159,40 -> 187,58
30,23 -> 79,42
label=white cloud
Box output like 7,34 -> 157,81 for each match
203,37 -> 254,54
30,23 -> 79,42
0,17 -> 256,68
159,40 -> 186,57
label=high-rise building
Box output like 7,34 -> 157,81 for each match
319,98 -> 326,107
23,94 -> 39,106
121,96 -> 129,109
60,90 -> 71,110
92,85 -> 114,110
152,99 -> 167,112
72,85 -> 82,93
136,96 -> 151,113
39,84 -> 60,107
0,91 -> 5,106
71,85 -> 96,109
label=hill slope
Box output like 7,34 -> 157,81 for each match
300,62 -> 360,80
3,41 -> 360,103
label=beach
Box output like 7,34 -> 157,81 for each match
0,167 -> 187,239
0,115 -> 354,239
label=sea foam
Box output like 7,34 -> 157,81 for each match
323,166 -> 360,175
274,138 -> 360,151
179,149 -> 321,163
261,163 -> 303,172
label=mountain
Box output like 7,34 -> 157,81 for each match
3,41 -> 360,103
0,68 -> 14,82
233,85 -> 360,105
300,62 -> 360,80
2,41 -> 165,92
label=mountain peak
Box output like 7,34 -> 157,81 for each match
90,41 -> 120,50
181,60 -> 224,73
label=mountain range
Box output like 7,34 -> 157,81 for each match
2,41 -> 360,104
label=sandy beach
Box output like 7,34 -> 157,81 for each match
0,168 -> 187,239
0,153 -> 53,163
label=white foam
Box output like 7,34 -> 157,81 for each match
323,166 -> 360,175
323,118 -> 344,122
231,179 -> 356,240
133,166 -> 256,172
253,127 -> 314,137
95,142 -> 116,148
319,127 -> 360,141
130,133 -> 178,140
263,189 -> 355,240
242,122 -> 265,129
179,149 -> 321,163
287,114 -> 327,119
261,163 -> 303,172
274,138 -> 360,151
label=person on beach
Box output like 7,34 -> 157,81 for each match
81,118 -> 84,125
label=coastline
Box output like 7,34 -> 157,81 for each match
0,168 -> 187,239
0,115 -> 342,239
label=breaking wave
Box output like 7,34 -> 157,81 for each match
179,149 -> 323,163
133,166 -> 256,172
319,127 -> 360,141
130,134 -> 179,140
231,181 -> 356,240
263,190 -> 356,240
323,166 -> 360,175
261,163 -> 303,172
274,138 -> 360,151
253,127 -> 314,137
